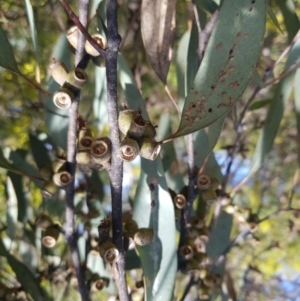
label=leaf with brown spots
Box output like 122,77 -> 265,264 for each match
164,0 -> 266,140
141,0 -> 177,83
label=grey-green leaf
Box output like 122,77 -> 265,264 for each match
24,0 -> 39,55
141,0 -> 177,83
0,23 -> 20,74
248,37 -> 300,176
0,240 -> 50,301
294,69 -> 300,167
118,52 -> 177,301
168,0 -> 266,139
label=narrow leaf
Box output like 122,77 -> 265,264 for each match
195,0 -> 218,15
6,176 -> 18,240
29,133 -> 52,169
8,172 -> 28,223
249,99 -> 271,111
141,0 -> 177,83
45,35 -> 71,150
0,23 -> 20,74
267,4 -> 283,34
133,159 -> 177,301
294,69 -> 300,167
24,0 -> 39,57
118,52 -> 177,301
93,67 -> 108,131
0,240 -> 50,301
168,0 -> 266,139
276,0 -> 300,43
249,38 -> 300,175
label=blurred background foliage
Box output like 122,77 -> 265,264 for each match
1,0 -> 300,300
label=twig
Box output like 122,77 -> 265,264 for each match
59,0 -> 106,58
178,275 -> 198,301
63,0 -> 90,300
165,84 -> 180,114
20,74 -> 52,97
105,0 -> 129,300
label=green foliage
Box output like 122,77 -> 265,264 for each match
1,0 -> 300,301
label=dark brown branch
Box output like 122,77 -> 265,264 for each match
63,1 -> 90,301
59,0 -> 106,57
105,0 -> 129,300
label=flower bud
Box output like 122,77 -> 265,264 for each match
67,68 -> 88,90
52,156 -> 67,173
85,33 -> 107,56
119,137 -> 139,162
50,60 -> 69,86
66,26 -> 78,49
98,242 -> 119,263
134,228 -> 155,246
138,138 -> 161,161
42,224 -> 60,248
90,137 -> 112,164
76,150 -> 92,166
53,87 -> 74,109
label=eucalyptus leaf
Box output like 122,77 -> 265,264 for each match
167,0 -> 266,139
0,23 -> 20,74
45,35 -> 71,150
5,176 -> 18,240
276,0 -> 300,42
24,0 -> 40,58
249,38 -> 300,175
118,52 -> 177,301
294,69 -> 300,167
0,239 -> 50,301
266,4 -> 283,34
141,0 -> 177,83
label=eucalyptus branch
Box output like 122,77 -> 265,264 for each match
59,0 -> 106,57
63,0 -> 90,300
105,0 -> 129,300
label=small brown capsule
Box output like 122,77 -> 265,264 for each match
98,241 -> 119,263
42,224 -> 60,248
78,128 -> 93,150
196,174 -> 211,190
34,214 -> 53,230
66,26 -> 78,49
118,109 -> 138,135
94,278 -> 109,290
41,180 -> 58,199
174,194 -> 186,209
118,137 -> 139,162
134,228 -> 155,246
53,170 -> 72,187
39,165 -> 53,181
194,235 -> 209,253
124,219 -> 139,238
186,258 -> 199,273
138,138 -> 161,161
67,68 -> 88,90
90,137 -> 112,164
85,33 -> 107,56
50,60 -> 69,86
180,244 -> 194,260
53,87 -> 74,109
76,150 -> 92,166
143,121 -> 156,138
135,280 -> 144,289
201,187 -> 217,204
